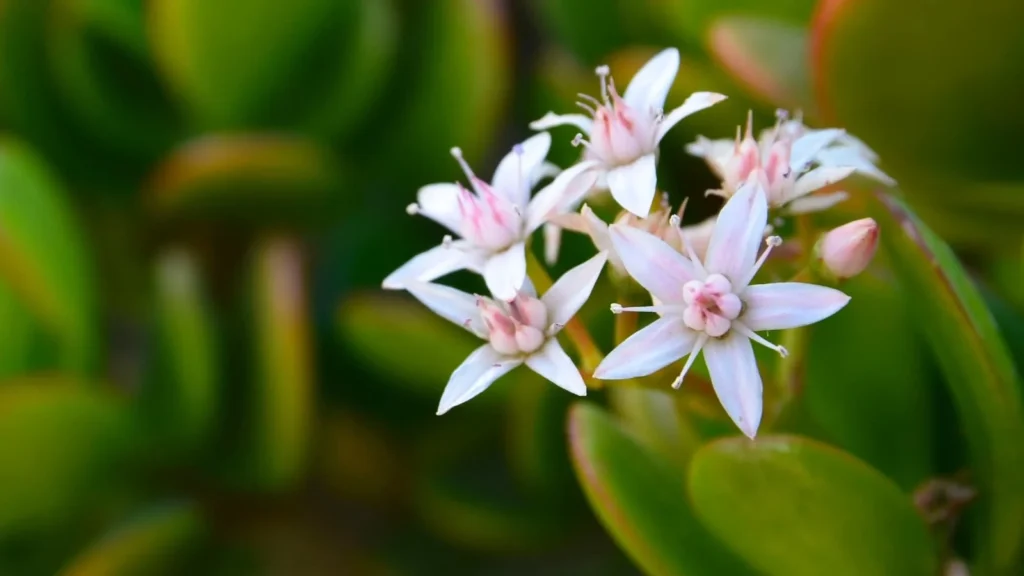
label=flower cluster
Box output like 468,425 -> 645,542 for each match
382,48 -> 888,438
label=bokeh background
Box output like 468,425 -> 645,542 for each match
0,0 -> 1022,574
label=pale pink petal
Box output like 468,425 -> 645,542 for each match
580,204 -> 613,253
656,92 -> 728,143
491,132 -> 552,209
789,128 -> 845,172
530,112 -> 594,134
785,191 -> 849,215
437,345 -> 521,415
525,160 -> 600,233
685,135 -> 734,179
405,281 -> 485,336
622,47 -> 680,114
741,283 -> 851,331
787,166 -> 855,203
606,153 -> 657,218
483,241 -> 527,301
534,161 -> 563,187
703,334 -> 762,439
524,339 -> 586,396
543,222 -> 563,265
704,182 -> 768,283
593,317 -> 696,379
816,146 -> 895,186
609,225 -> 699,304
415,183 -> 463,233
382,242 -> 479,289
542,251 -> 608,328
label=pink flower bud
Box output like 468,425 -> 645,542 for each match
819,218 -> 879,279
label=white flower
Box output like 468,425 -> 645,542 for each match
406,252 -> 608,415
382,132 -> 597,300
530,48 -> 727,218
592,183 -> 850,438
686,110 -> 889,214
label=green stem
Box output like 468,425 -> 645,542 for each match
525,250 -> 604,380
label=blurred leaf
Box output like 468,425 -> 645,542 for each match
650,0 -> 816,47
0,378 -> 136,535
802,267 -> 934,490
506,374 -> 576,498
58,501 -> 206,576
237,238 -> 314,491
138,249 -> 219,460
0,281 -> 45,380
608,386 -> 699,469
0,138 -> 97,374
49,0 -> 182,157
365,0 -> 510,179
528,0 -> 667,65
567,402 -> 755,576
318,410 -> 406,506
688,435 -> 937,576
870,192 -> 1024,573
145,133 -> 345,226
707,17 -> 813,114
336,291 -> 482,398
812,0 -> 1024,184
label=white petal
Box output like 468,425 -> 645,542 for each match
704,182 -> 769,284
382,242 -> 477,290
542,251 -> 608,328
405,281 -> 486,335
685,135 -> 734,179
533,161 -> 564,187
816,146 -> 895,186
414,184 -> 463,233
438,345 -> 521,415
543,222 -> 563,265
789,128 -> 845,172
609,225 -> 699,304
530,112 -> 594,134
785,191 -> 849,215
593,317 -> 695,379
741,283 -> 851,332
483,241 -> 527,301
656,92 -> 728,143
703,334 -> 763,439
525,160 -> 600,234
580,205 -> 612,253
623,47 -> 679,114
525,339 -> 586,396
491,132 -> 552,209
787,166 -> 855,203
606,153 -> 657,218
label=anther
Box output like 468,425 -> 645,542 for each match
572,133 -> 589,148
610,303 -> 624,314
450,146 -> 478,182
669,214 -> 681,227
442,235 -> 453,248
512,143 -> 524,156
406,203 -> 420,215
766,235 -> 782,247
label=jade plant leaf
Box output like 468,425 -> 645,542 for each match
0,138 -> 98,374
58,501 -> 206,576
651,0 -> 817,49
568,402 -> 754,576
688,435 -> 937,576
869,192 -> 1024,573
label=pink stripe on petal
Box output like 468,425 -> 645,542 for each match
741,283 -> 851,332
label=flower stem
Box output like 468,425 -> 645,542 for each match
525,250 -> 604,379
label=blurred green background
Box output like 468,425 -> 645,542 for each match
0,0 -> 1023,574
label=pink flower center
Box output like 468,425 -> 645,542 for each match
681,274 -> 742,338
478,293 -> 549,355
573,66 -> 659,167
456,182 -> 522,251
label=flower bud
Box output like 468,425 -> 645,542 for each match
818,218 -> 879,279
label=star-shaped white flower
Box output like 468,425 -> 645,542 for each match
406,252 -> 608,415
382,132 -> 598,300
592,183 -> 851,438
687,111 -> 885,214
530,48 -> 727,218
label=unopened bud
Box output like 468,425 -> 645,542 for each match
514,325 -> 546,354
818,218 -> 879,279
508,292 -> 548,329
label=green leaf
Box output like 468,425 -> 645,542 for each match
145,133 -> 345,226
238,238 -> 314,491
568,402 -> 754,576
528,0 -> 668,65
0,138 -> 97,374
650,0 -> 816,47
870,192 -> 1024,572
0,378 -> 136,535
803,268 -> 934,490
812,0 -> 1024,184
336,291 -> 483,398
707,17 -> 813,113
138,249 -> 219,460
48,0 -> 182,157
506,374 -> 576,497
689,435 -> 937,576
57,501 -> 206,576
